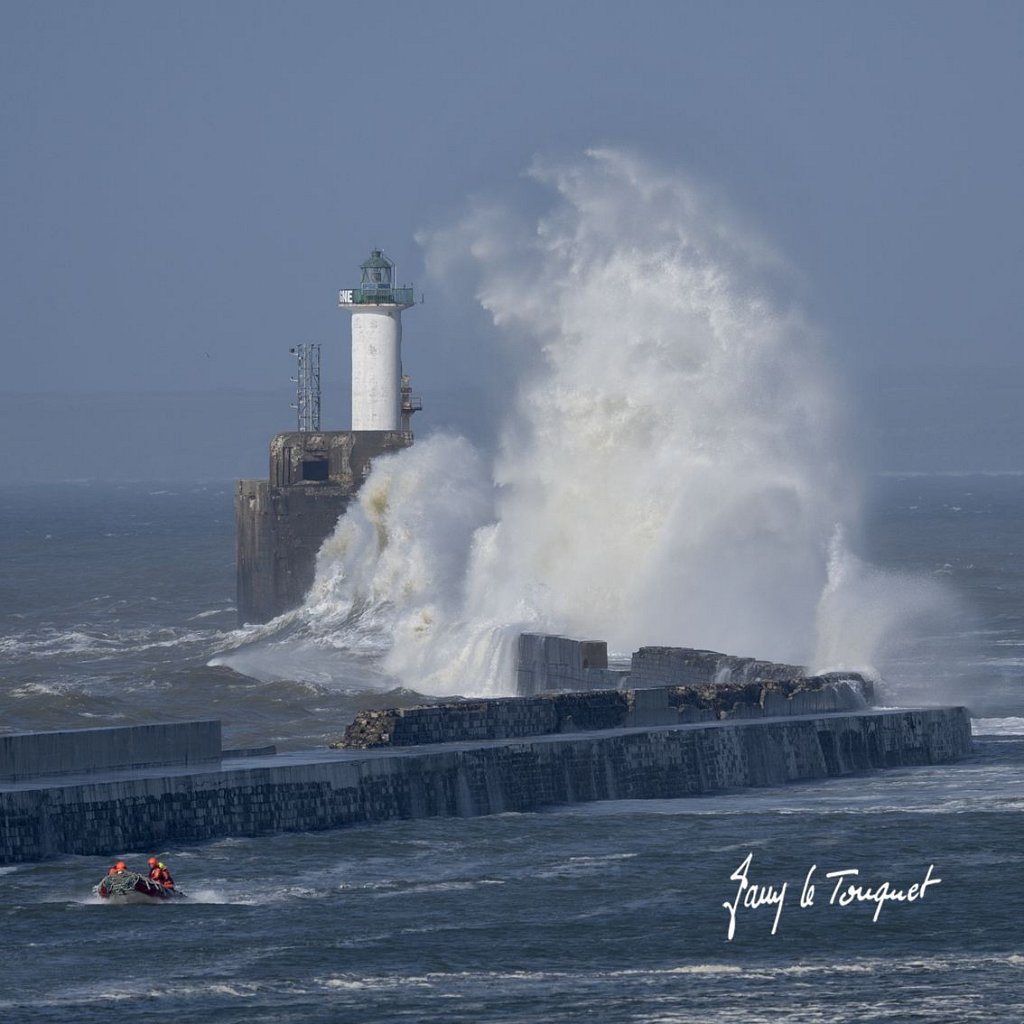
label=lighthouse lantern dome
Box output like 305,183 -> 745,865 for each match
360,249 -> 394,292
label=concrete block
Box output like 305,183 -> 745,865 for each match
516,633 -> 612,694
626,688 -> 678,727
0,722 -> 221,782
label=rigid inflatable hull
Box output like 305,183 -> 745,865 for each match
95,872 -> 178,904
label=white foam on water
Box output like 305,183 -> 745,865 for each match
972,717 -> 1024,735
664,964 -> 745,975
180,887 -> 235,904
2,625 -> 226,661
188,608 -> 235,620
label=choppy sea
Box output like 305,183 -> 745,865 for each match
1,474 -> 1022,1023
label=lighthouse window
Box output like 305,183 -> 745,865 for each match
301,459 -> 329,482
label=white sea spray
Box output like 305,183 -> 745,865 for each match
248,149 -> 953,695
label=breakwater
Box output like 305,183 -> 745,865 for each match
0,707 -> 971,864
515,633 -> 846,694
337,675 -> 873,749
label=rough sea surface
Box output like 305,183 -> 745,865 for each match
1,474 -> 1022,1022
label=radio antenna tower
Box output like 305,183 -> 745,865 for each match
289,344 -> 321,432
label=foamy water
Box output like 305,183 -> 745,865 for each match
972,716 -> 1024,735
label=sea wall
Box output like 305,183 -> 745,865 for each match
513,633 -> 862,696
0,722 -> 221,782
336,677 -> 872,749
0,708 -> 972,864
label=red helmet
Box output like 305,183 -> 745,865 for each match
148,857 -> 158,866
115,861 -> 127,871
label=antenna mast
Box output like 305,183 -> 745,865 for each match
289,344 -> 321,432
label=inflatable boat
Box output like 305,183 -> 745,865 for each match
95,870 -> 182,903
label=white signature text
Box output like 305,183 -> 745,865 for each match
723,852 -> 941,940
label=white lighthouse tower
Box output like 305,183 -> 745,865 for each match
338,249 -> 415,432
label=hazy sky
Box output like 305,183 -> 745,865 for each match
1,1 -> 1021,479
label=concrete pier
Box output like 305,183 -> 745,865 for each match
0,707 -> 972,864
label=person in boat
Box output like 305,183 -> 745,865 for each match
108,860 -> 128,875
147,857 -> 174,889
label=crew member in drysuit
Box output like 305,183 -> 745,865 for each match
147,857 -> 174,889
108,860 -> 127,875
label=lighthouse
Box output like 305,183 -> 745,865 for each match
235,246 -> 421,624
339,250 -> 416,432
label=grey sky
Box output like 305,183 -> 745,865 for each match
1,1 -> 1021,479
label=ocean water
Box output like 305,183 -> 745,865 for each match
1,473 -> 1022,1023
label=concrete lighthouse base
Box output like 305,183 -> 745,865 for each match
236,429 -> 411,624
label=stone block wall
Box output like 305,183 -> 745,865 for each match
335,675 -> 873,750
337,690 -> 631,749
0,708 -> 973,864
666,675 -> 873,719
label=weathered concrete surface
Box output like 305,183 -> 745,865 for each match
236,429 -> 411,624
335,677 -> 872,749
516,633 -> 628,694
630,646 -> 806,687
235,478 -> 351,624
668,674 -> 875,719
514,634 -> 869,699
0,722 -> 221,782
0,708 -> 972,864
339,690 -> 630,749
